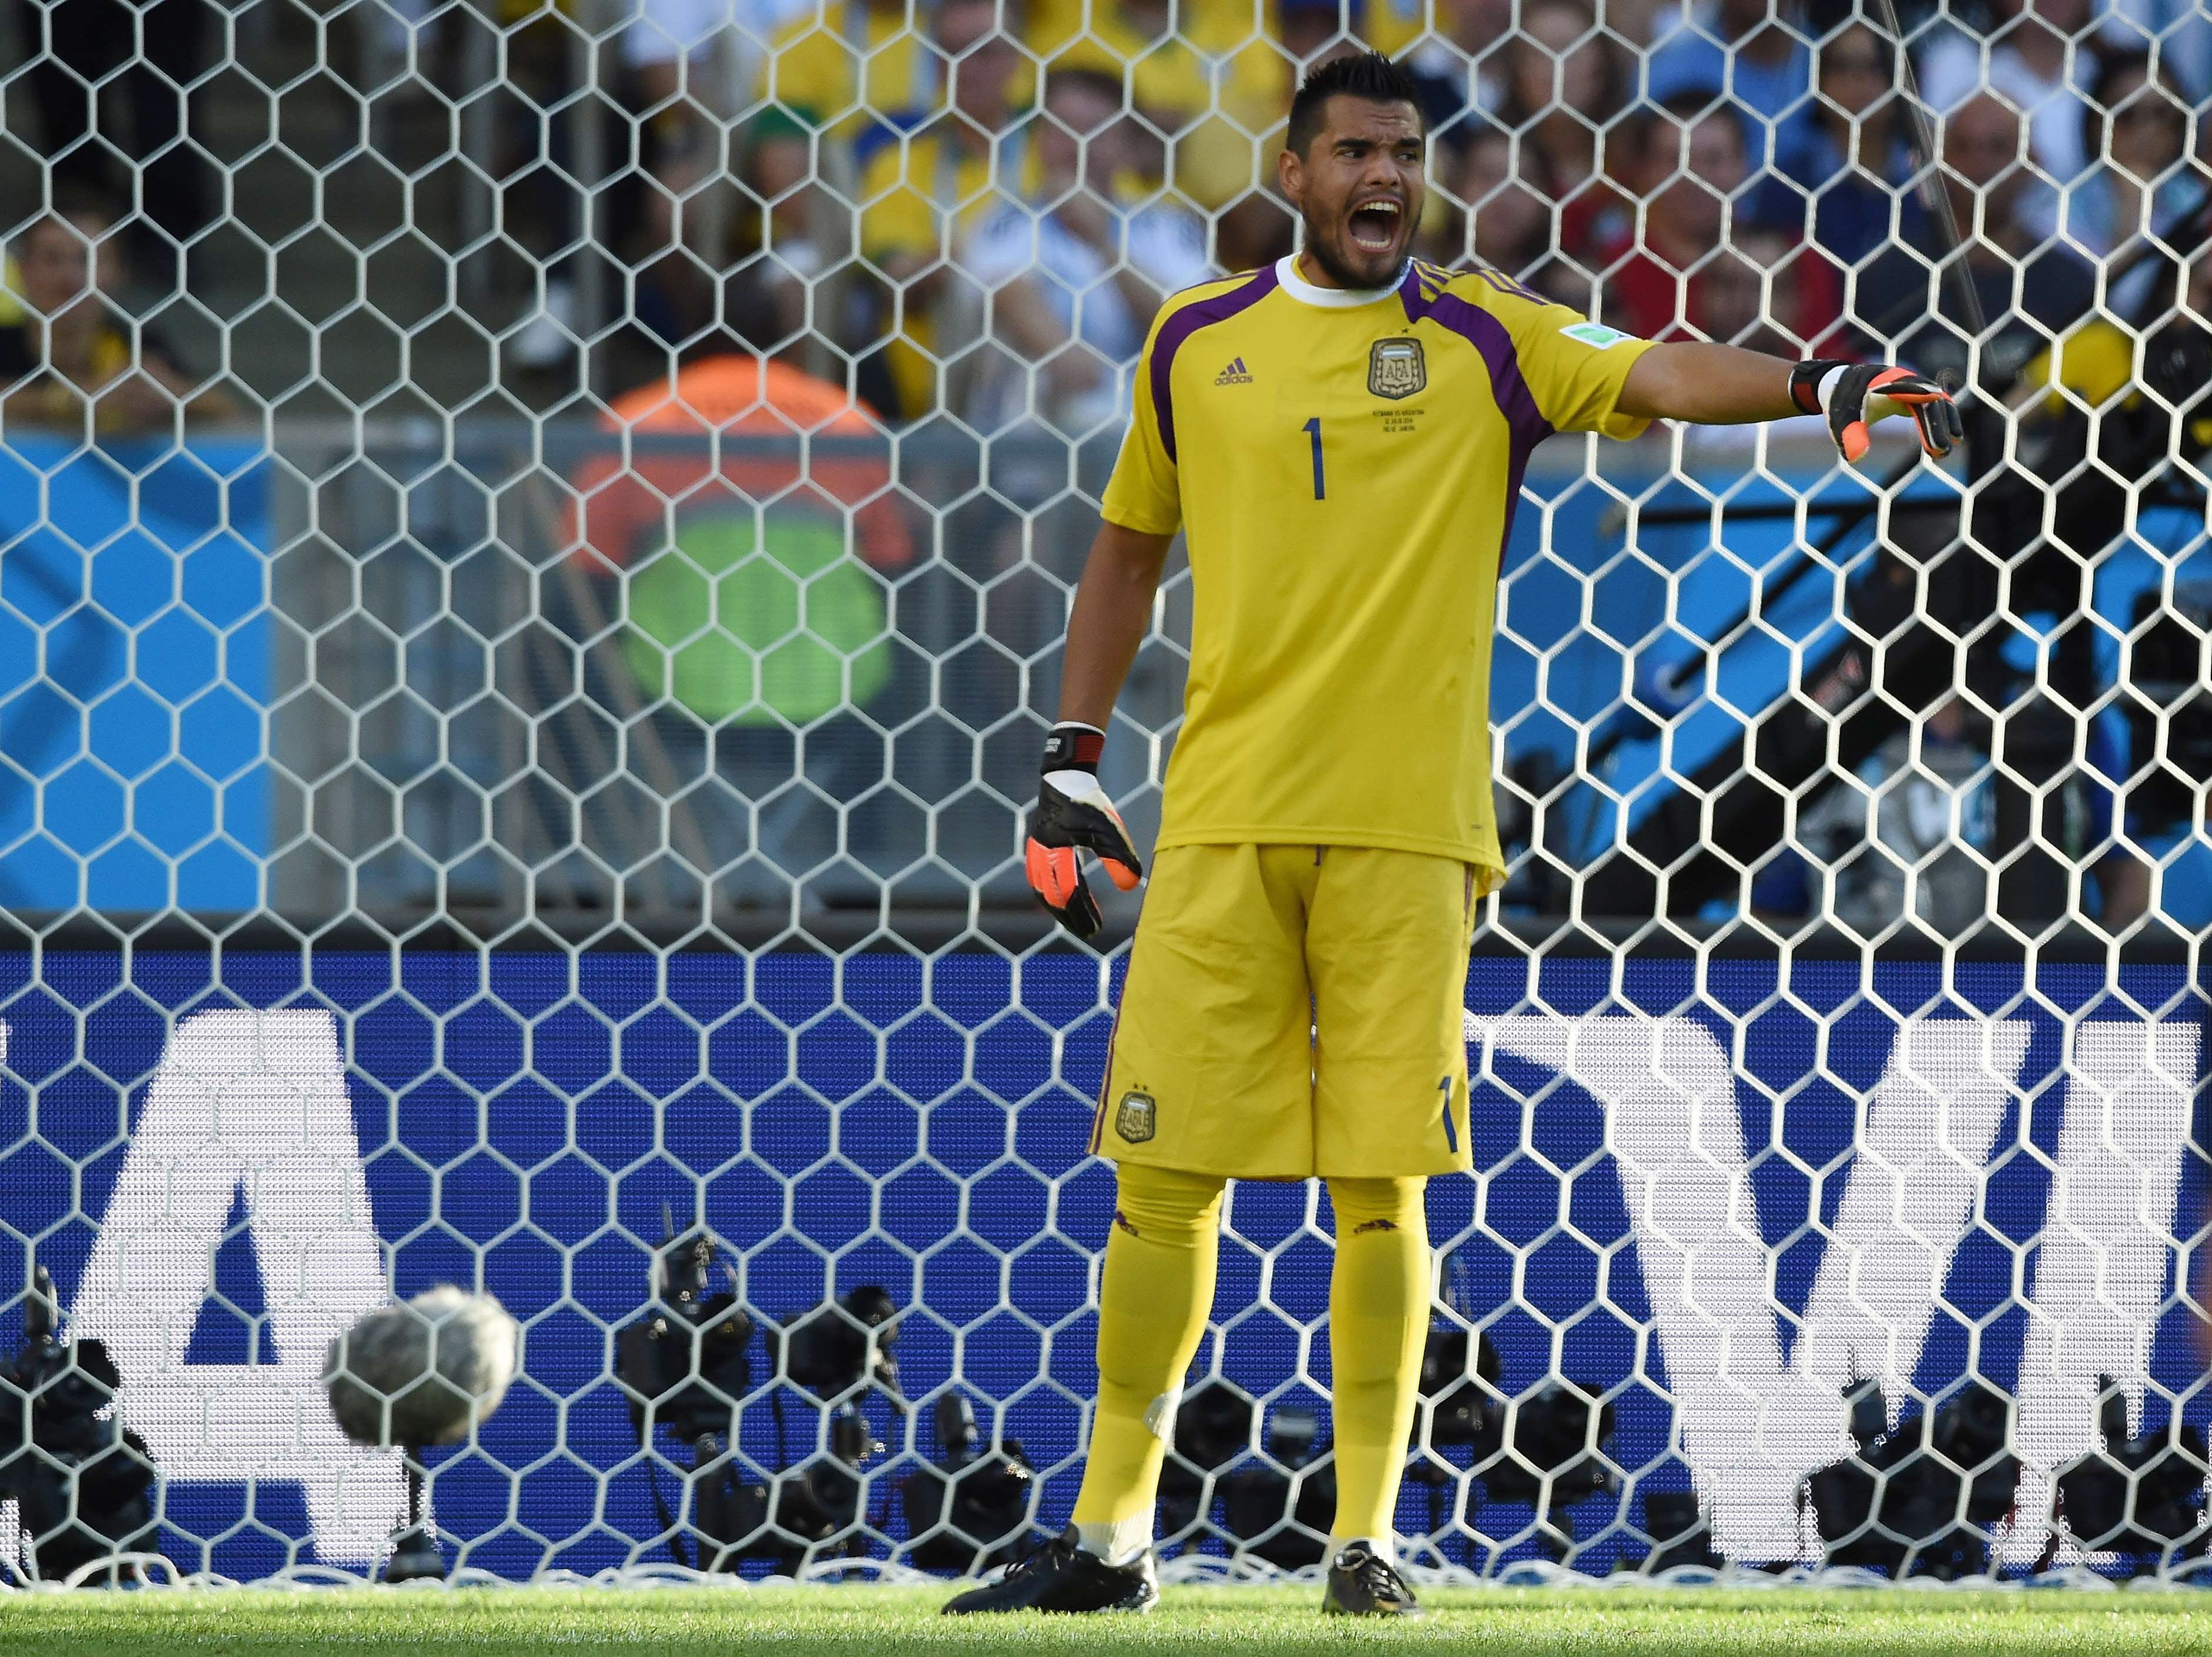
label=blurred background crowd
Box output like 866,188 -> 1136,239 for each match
6,0 -> 2207,431
2,0 -> 2208,941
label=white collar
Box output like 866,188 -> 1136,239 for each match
1275,253 -> 1407,308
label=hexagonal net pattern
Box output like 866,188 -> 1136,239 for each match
0,0 -> 2207,1592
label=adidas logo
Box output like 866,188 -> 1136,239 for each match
1214,356 -> 1254,385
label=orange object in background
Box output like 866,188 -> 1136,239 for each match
572,354 -> 913,576
571,354 -> 916,728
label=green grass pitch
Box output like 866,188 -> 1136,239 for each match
2,1585 -> 2210,1656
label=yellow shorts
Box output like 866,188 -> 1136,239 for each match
1092,843 -> 1481,1181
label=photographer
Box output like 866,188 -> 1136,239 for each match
1979,231 -> 2212,929
617,1227 -> 901,1573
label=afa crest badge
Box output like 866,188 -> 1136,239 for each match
1369,337 -> 1425,400
1115,1091 -> 1157,1143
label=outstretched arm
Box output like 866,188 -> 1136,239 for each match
1617,341 -> 1797,425
1619,340 -> 1962,463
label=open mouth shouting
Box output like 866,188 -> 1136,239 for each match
1347,194 -> 1406,256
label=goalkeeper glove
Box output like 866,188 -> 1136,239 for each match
1025,723 -> 1144,940
1790,360 -> 1963,465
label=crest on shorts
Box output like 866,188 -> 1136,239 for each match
1115,1091 -> 1157,1143
1369,337 -> 1425,400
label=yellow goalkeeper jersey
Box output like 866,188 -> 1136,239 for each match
1101,255 -> 1657,884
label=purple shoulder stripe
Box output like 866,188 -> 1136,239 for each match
1406,278 -> 1556,546
1148,266 -> 1281,462
1398,263 -> 1429,319
1421,290 -> 1554,455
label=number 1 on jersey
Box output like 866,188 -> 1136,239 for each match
1301,417 -> 1325,500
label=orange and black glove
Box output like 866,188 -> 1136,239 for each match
1790,360 -> 1963,465
1024,723 -> 1144,940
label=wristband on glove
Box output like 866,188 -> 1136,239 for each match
1790,358 -> 1963,465
1025,723 -> 1145,940
1041,723 -> 1105,776
1787,358 -> 1851,420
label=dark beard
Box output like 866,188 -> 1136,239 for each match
1299,218 -> 1402,290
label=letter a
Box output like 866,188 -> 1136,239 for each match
69,1010 -> 403,1565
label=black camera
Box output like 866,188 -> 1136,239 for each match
691,1402 -> 881,1575
1483,1377 -> 1619,1558
1402,1322 -> 1506,1542
776,1286 -> 900,1403
1158,1381 -> 1254,1549
0,1266 -> 156,1584
617,1226 -> 905,1575
899,1391 -> 1034,1574
1219,1403 -> 1335,1569
1415,1323 -> 1504,1458
1803,1380 -> 2019,1580
615,1230 -> 756,1444
2052,1380 -> 2210,1571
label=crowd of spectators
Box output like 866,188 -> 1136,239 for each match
588,0 -> 2212,436
6,0 -> 2206,436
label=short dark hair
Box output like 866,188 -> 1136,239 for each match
1285,50 -> 1425,158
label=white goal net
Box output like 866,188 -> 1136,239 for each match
0,0 -> 2206,1588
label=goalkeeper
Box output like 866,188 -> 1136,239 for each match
949,51 -> 1959,1619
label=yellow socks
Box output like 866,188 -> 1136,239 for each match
1070,1162 -> 1226,1565
1324,1175 -> 1430,1551
1068,1166 -> 1426,1564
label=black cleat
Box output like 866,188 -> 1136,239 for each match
940,1527 -> 1159,1615
1322,1542 -> 1423,1617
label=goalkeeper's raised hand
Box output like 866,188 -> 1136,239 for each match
1791,360 -> 1963,465
1025,723 -> 1144,940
